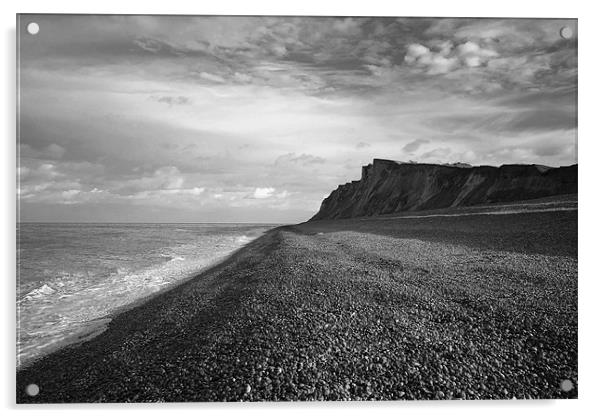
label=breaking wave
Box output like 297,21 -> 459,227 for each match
17,225 -> 272,367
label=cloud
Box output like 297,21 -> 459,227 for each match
420,147 -> 452,161
456,41 -> 479,55
152,95 -> 191,106
430,106 -> 576,134
253,187 -> 275,199
61,189 -> 80,201
403,40 -> 497,74
134,37 -> 164,53
456,41 -> 498,67
198,72 -> 226,83
20,143 -> 65,160
233,72 -> 253,83
115,166 -> 185,194
403,139 -> 430,153
17,16 -> 577,222
17,161 -> 84,202
404,43 -> 458,75
405,43 -> 430,62
275,153 -> 326,166
333,18 -> 363,35
270,44 -> 288,57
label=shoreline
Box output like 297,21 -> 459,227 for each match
16,230 -> 276,371
17,204 -> 577,402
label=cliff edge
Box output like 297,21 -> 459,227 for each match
311,159 -> 577,220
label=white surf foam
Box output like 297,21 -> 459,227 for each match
17,231 -> 265,367
22,284 -> 56,301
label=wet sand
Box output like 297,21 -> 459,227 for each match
16,200 -> 577,402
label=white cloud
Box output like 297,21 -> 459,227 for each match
233,72 -> 252,83
270,44 -> 287,57
427,55 -> 458,74
188,187 -> 205,195
253,187 -> 275,199
62,189 -> 80,199
456,41 -> 498,68
464,56 -> 481,68
404,43 -> 458,74
148,166 -> 185,190
404,40 -> 497,73
404,43 -> 431,63
456,41 -> 480,55
198,72 -> 226,83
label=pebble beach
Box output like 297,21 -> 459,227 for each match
16,202 -> 577,402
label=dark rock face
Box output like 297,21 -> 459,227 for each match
311,159 -> 577,220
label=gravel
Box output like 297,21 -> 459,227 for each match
16,207 -> 577,402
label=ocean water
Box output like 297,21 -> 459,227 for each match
16,223 -> 276,367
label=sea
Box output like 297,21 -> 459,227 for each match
16,222 -> 277,368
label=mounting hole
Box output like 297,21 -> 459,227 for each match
560,379 -> 574,392
25,383 -> 39,396
559,26 -> 573,40
27,22 -> 40,35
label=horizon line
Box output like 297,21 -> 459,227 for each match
16,221 -> 291,225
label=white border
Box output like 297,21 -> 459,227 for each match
4,0 -> 585,17
3,1 -> 600,418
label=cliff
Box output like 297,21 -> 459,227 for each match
311,159 -> 577,220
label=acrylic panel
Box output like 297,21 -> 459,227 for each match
16,14 -> 577,403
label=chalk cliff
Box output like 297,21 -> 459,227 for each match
310,159 -> 577,220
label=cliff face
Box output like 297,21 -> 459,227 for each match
311,159 -> 577,220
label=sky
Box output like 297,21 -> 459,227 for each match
17,15 -> 577,223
